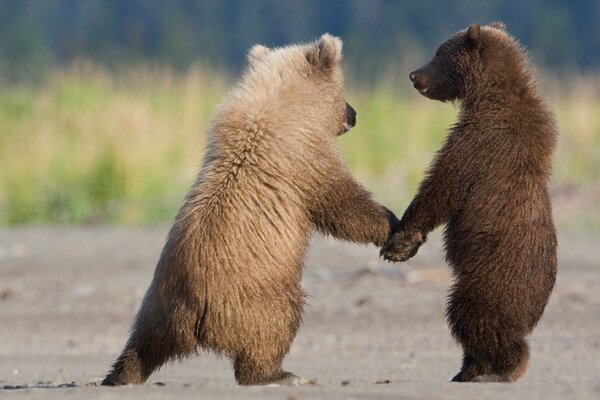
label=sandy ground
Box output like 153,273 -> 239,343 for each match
0,226 -> 599,399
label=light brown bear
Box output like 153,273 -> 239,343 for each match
102,34 -> 398,386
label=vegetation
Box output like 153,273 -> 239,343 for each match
0,64 -> 598,227
0,0 -> 598,82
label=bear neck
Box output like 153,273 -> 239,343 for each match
462,45 -> 539,112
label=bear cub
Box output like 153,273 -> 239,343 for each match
382,22 -> 557,382
102,34 -> 398,386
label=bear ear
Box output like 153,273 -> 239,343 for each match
306,33 -> 343,71
489,21 -> 506,31
465,23 -> 481,50
247,44 -> 270,65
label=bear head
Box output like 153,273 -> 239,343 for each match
242,34 -> 356,136
409,22 -> 511,102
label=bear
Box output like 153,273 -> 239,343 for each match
101,34 -> 399,386
381,22 -> 557,383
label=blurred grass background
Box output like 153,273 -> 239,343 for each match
0,63 -> 598,229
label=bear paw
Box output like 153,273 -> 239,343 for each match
380,230 -> 424,262
265,372 -> 316,387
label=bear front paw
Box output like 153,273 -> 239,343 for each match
380,230 -> 424,262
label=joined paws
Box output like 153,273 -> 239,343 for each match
380,229 -> 424,262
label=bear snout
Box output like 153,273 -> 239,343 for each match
409,70 -> 430,94
345,102 -> 357,131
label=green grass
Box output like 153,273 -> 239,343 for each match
0,64 -> 598,226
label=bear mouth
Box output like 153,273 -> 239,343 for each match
338,123 -> 353,136
413,82 -> 430,96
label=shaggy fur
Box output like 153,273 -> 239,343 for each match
382,23 -> 558,382
102,34 -> 398,386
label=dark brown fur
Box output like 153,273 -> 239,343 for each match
381,23 -> 557,382
102,34 -> 398,386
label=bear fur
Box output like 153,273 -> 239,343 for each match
381,23 -> 558,382
102,34 -> 398,386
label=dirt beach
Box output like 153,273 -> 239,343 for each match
0,226 -> 599,399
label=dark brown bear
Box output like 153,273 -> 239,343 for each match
381,22 -> 557,383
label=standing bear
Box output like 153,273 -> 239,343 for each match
102,34 -> 399,386
382,22 -> 557,382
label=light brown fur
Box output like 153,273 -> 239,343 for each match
102,34 -> 398,386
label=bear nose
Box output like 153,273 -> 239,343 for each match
346,103 -> 357,127
409,72 -> 417,82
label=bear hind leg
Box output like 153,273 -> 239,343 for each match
233,352 -> 313,386
234,351 -> 290,386
101,346 -> 156,386
451,353 -> 486,382
231,301 -> 311,386
490,339 -> 529,382
471,346 -> 529,383
102,302 -> 199,385
452,340 -> 529,383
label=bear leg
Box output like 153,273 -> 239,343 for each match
233,352 -> 296,386
102,299 -> 198,385
231,308 -> 305,386
490,339 -> 530,382
447,279 -> 531,383
451,340 -> 529,383
451,353 -> 485,382
101,346 -> 154,385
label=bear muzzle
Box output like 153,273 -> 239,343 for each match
344,102 -> 357,133
409,70 -> 430,95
